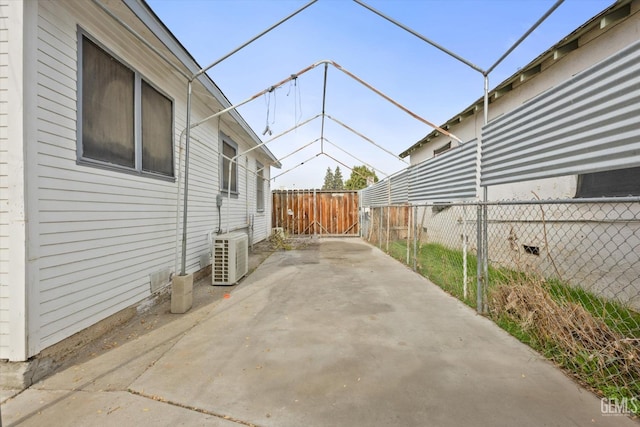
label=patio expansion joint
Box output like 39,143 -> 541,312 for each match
127,388 -> 264,427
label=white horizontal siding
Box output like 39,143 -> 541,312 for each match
37,2 -> 217,349
27,0 -> 274,353
0,0 -> 10,358
173,123 -> 218,274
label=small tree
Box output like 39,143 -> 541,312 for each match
333,166 -> 344,190
322,167 -> 334,190
345,165 -> 378,190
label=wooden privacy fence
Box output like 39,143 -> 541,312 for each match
272,190 -> 359,236
365,205 -> 412,246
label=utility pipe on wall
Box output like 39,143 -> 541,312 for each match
180,81 -> 192,275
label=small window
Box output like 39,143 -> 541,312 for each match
78,31 -> 174,179
432,203 -> 451,214
256,161 -> 264,212
220,136 -> 238,193
576,166 -> 640,198
434,142 -> 451,156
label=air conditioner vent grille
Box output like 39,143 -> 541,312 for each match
211,233 -> 249,285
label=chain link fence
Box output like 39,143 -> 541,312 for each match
361,199 -> 640,406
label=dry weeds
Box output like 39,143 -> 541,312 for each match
490,277 -> 640,400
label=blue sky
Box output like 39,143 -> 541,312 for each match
147,0 -> 613,189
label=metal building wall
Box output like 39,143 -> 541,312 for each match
482,39 -> 640,186
408,139 -> 477,202
365,179 -> 391,207
389,170 -> 409,204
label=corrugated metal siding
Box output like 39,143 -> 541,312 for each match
408,139 -> 477,202
389,170 -> 409,204
365,179 -> 391,207
482,39 -> 640,186
0,0 -> 10,357
359,187 -> 371,207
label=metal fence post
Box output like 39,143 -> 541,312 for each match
476,202 -> 484,313
413,205 -> 418,271
406,205 -> 411,265
463,204 -> 468,300
378,207 -> 382,248
386,205 -> 391,252
482,192 -> 489,313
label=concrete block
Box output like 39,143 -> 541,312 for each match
171,294 -> 192,314
171,274 -> 193,314
0,361 -> 32,390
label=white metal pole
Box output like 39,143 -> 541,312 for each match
180,81 -> 192,276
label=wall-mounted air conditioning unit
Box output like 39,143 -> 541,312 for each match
211,232 -> 249,285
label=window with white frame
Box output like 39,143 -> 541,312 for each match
220,135 -> 238,194
78,32 -> 174,178
256,161 -> 264,212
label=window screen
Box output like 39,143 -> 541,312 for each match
256,161 -> 264,212
82,37 -> 135,167
222,140 -> 237,193
142,80 -> 174,176
576,166 -> 640,198
79,32 -> 174,180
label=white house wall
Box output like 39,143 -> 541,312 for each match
1,0 -> 40,362
0,0 -> 272,361
0,1 -> 27,358
0,0 -> 10,360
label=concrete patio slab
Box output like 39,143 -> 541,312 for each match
1,238 -> 636,426
129,239 -> 633,427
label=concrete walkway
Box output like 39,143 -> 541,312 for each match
1,238 -> 636,426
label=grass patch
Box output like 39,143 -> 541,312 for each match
385,239 -> 640,413
388,241 -> 478,307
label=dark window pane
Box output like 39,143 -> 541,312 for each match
434,141 -> 451,156
576,166 -> 640,198
82,37 -> 134,167
256,162 -> 264,211
142,80 -> 173,176
222,141 -> 237,192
